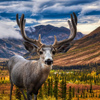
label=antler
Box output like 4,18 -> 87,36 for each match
52,12 -> 77,48
16,14 -> 44,47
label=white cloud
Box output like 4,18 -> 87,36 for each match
25,18 -> 37,24
34,18 -> 69,27
42,3 -> 81,14
79,0 -> 100,16
34,15 -> 100,35
0,1 -> 33,13
77,15 -> 100,34
78,19 -> 100,34
0,0 -> 100,36
0,19 -> 22,39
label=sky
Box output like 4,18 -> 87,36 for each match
0,0 -> 100,38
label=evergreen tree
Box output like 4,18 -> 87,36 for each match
54,74 -> 58,100
99,94 -> 100,98
50,78 -> 53,97
38,86 -> 43,99
87,88 -> 88,92
86,93 -> 87,98
82,89 -> 85,98
48,78 -> 51,96
81,93 -> 82,98
63,76 -> 67,100
43,81 -> 48,97
96,93 -> 97,97
93,93 -> 94,97
77,95 -> 79,100
77,87 -> 80,93
90,83 -> 93,93
60,76 -> 64,99
68,86 -> 72,100
72,88 -> 75,97
60,76 -> 67,100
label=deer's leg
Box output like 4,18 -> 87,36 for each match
10,82 -> 13,100
20,88 -> 27,100
27,91 -> 32,100
34,94 -> 37,100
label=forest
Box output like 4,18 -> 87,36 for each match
0,63 -> 100,100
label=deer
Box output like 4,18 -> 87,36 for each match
7,12 -> 77,100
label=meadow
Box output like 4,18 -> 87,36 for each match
1,65 -> 100,100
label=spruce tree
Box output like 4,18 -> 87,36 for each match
68,86 -> 72,100
43,81 -> 48,97
77,87 -> 80,93
47,78 -> 50,96
63,76 -> 67,100
90,83 -> 92,93
60,76 -> 64,99
87,88 -> 88,92
81,93 -> 82,98
50,77 -> 53,97
60,76 -> 67,100
99,94 -> 100,98
72,88 -> 75,97
38,86 -> 43,99
86,93 -> 87,98
54,74 -> 58,100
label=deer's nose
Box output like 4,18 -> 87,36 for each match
45,59 -> 53,65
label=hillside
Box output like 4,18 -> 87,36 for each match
0,39 -> 26,59
0,25 -> 83,59
54,27 -> 100,66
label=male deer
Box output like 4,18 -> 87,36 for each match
8,12 -> 77,100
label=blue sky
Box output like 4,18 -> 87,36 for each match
0,0 -> 100,38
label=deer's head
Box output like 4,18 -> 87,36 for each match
16,13 -> 77,65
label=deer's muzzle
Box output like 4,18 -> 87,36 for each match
45,59 -> 53,65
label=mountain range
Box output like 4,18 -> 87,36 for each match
0,24 -> 84,59
54,26 -> 100,66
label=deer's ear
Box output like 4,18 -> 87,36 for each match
23,41 -> 37,52
57,43 -> 71,53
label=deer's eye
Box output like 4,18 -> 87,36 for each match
52,51 -> 55,55
39,51 -> 43,55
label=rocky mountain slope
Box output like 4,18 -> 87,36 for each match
54,27 -> 100,66
0,24 -> 84,59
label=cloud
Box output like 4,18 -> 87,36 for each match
79,0 -> 100,16
0,0 -> 100,37
0,17 -> 38,39
25,18 -> 37,24
78,20 -> 100,34
0,0 -> 100,19
0,18 -> 22,39
42,3 -> 81,14
0,1 -> 33,13
78,15 -> 100,34
35,18 -> 69,27
35,15 -> 100,34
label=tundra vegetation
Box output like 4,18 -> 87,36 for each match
0,63 -> 100,100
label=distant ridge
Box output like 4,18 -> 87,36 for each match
54,26 -> 100,66
0,24 -> 84,59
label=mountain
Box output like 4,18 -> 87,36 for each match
25,24 -> 84,45
0,38 -> 26,59
54,26 -> 100,66
0,24 -> 84,59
